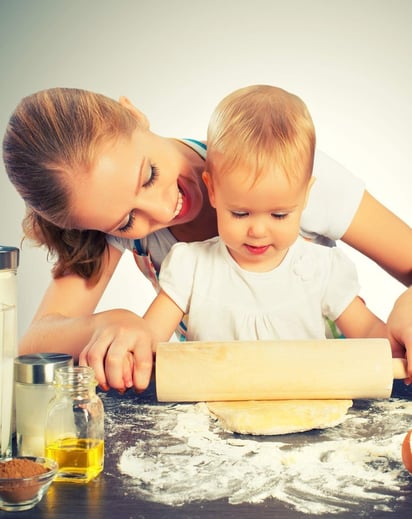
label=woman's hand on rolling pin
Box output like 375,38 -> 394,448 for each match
78,309 -> 155,392
387,287 -> 412,384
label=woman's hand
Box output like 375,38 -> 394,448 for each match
387,287 -> 412,383
79,309 -> 156,393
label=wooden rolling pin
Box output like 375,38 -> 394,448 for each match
155,338 -> 407,402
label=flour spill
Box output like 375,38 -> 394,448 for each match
103,396 -> 412,515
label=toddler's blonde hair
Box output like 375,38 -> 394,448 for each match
206,84 -> 315,185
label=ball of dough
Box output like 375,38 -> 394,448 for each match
207,399 -> 353,435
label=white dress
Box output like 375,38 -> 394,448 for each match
159,236 -> 360,341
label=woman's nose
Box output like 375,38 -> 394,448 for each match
136,192 -> 176,224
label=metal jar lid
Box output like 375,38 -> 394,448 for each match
0,246 -> 19,270
14,353 -> 73,384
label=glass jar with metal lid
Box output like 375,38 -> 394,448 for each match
14,353 -> 73,457
0,245 -> 19,459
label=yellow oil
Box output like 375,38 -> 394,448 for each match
45,438 -> 104,484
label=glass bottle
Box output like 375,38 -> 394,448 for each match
0,245 -> 19,459
14,353 -> 73,457
45,366 -> 104,484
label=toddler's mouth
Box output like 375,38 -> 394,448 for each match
245,244 -> 270,255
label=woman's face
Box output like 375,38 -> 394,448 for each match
70,129 -> 205,239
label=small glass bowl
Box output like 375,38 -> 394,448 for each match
0,456 -> 58,512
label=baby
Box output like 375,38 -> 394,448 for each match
144,84 -> 387,343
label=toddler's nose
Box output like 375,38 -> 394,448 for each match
247,220 -> 267,238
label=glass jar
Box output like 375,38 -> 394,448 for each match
14,353 -> 73,457
45,366 -> 104,484
0,245 -> 19,459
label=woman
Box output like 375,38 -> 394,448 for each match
3,87 -> 412,392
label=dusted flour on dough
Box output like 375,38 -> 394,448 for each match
207,399 -> 352,435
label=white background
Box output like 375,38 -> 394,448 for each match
0,0 -> 410,339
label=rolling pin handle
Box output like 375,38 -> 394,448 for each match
392,358 -> 408,380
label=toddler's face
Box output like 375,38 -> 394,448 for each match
205,166 -> 313,272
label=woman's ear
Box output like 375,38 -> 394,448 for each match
119,96 -> 150,130
202,171 -> 216,208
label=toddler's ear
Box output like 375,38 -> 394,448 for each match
119,96 -> 150,130
303,176 -> 316,209
202,171 -> 216,207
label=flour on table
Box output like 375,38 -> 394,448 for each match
105,397 -> 412,515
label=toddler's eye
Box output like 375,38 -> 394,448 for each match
272,213 -> 288,220
231,211 -> 249,218
143,165 -> 159,188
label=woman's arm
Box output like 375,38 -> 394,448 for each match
19,245 -> 121,356
342,191 -> 412,286
19,244 -> 155,392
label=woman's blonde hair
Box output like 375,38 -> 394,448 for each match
206,84 -> 316,185
2,88 -> 139,281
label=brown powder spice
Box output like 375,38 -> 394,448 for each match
0,458 -> 47,479
0,459 -> 50,506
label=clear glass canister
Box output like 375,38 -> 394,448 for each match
0,245 -> 19,459
45,366 -> 104,484
14,353 -> 73,457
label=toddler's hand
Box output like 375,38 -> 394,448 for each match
79,309 -> 155,392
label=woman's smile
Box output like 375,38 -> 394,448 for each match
171,174 -> 202,225
173,189 -> 184,219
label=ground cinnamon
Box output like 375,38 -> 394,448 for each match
0,458 -> 47,479
0,459 -> 49,505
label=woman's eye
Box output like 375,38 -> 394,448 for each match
118,212 -> 135,232
143,165 -> 159,188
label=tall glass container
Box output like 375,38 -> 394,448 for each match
0,246 -> 19,459
45,366 -> 104,483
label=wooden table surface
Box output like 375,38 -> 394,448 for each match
2,380 -> 412,519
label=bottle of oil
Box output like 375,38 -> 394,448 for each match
45,366 -> 104,484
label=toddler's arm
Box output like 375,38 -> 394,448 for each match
335,296 -> 387,340
143,290 -> 185,344
335,296 -> 412,381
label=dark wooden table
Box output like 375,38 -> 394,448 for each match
3,381 -> 412,519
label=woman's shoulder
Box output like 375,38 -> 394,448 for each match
301,150 -> 365,241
